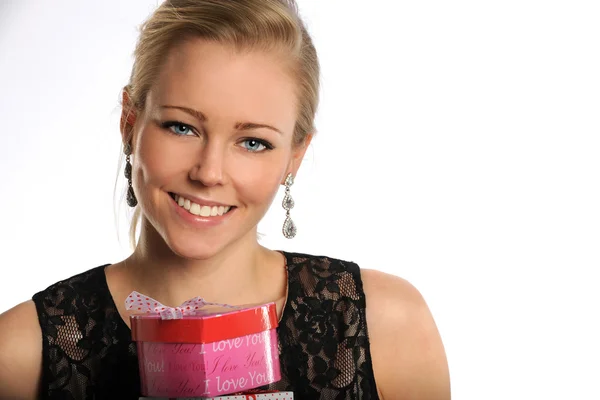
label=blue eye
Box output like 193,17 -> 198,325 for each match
241,139 -> 273,152
162,121 -> 194,136
170,123 -> 191,135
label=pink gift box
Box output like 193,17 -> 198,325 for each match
127,292 -> 281,398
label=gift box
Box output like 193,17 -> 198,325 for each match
127,292 -> 281,398
138,391 -> 294,399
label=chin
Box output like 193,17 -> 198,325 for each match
143,203 -> 259,260
165,234 -> 228,261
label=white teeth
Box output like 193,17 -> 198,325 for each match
173,193 -> 232,217
199,206 -> 211,217
189,203 -> 201,215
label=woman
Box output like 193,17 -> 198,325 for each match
0,0 -> 450,398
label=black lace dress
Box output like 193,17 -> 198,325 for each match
32,251 -> 380,399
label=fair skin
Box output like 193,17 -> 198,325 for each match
0,38 -> 450,399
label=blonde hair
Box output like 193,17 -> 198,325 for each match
121,0 -> 320,248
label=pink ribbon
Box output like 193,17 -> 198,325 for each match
125,291 -> 238,320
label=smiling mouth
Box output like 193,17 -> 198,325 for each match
169,193 -> 235,217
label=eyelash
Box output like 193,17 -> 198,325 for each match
161,121 -> 196,136
240,138 -> 274,152
160,121 -> 275,153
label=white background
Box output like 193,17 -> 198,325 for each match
1,1 -> 599,398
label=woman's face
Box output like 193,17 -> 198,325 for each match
123,39 -> 310,259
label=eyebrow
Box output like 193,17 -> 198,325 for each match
160,105 -> 206,122
235,122 -> 283,135
160,105 -> 283,135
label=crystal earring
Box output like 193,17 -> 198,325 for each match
282,173 -> 296,239
124,143 -> 137,207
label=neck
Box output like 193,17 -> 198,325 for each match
125,218 -> 275,307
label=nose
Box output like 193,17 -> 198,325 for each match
189,141 -> 225,187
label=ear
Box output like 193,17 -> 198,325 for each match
120,88 -> 137,147
284,133 -> 313,182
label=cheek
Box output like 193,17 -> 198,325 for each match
231,159 -> 285,207
134,128 -> 191,185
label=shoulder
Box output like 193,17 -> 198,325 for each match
282,251 -> 361,280
32,264 -> 111,316
283,251 -> 358,272
31,264 -> 113,342
361,269 -> 451,400
33,264 -> 109,301
0,265 -> 114,398
0,300 -> 42,399
283,251 -> 362,296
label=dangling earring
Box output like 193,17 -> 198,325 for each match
124,143 -> 137,207
282,173 -> 296,239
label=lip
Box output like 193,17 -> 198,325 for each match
169,194 -> 235,227
170,192 -> 233,208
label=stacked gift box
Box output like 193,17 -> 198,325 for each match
127,291 -> 293,399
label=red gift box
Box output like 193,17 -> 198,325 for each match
127,292 -> 281,398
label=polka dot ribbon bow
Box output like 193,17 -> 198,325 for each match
125,291 -> 238,320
